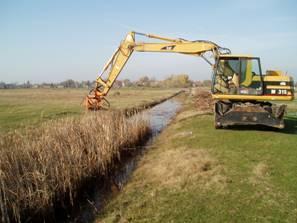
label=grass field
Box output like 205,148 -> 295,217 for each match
98,94 -> 297,222
0,88 -> 178,132
1,88 -> 297,222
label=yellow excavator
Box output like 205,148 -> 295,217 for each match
85,31 -> 294,129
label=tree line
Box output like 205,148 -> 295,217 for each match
0,74 -> 213,89
0,80 -> 94,89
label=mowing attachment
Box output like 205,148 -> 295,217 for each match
84,88 -> 110,110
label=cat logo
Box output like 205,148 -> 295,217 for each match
161,45 -> 176,50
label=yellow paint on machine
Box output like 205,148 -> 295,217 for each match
266,85 -> 292,90
212,94 -> 294,101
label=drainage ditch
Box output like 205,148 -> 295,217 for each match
64,98 -> 182,223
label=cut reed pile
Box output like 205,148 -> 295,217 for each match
0,111 -> 150,222
193,89 -> 214,112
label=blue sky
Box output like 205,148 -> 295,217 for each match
1,0 -> 297,83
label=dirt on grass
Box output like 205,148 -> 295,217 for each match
192,88 -> 214,112
175,88 -> 213,122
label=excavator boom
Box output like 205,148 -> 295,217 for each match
85,31 -> 230,110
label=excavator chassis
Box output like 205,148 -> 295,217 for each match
214,101 -> 286,129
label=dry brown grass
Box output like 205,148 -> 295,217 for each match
249,162 -> 270,187
138,148 -> 227,192
0,111 -> 150,222
253,163 -> 269,179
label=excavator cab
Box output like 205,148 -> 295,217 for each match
213,55 -> 263,96
212,55 -> 294,129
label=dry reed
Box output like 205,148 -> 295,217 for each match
0,111 -> 150,222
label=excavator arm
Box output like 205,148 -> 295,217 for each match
85,31 -> 230,110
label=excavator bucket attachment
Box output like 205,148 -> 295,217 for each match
83,89 -> 110,110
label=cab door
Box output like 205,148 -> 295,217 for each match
238,58 -> 264,95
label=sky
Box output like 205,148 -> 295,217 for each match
0,0 -> 297,83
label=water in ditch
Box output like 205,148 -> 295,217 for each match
66,98 -> 182,222
146,99 -> 182,135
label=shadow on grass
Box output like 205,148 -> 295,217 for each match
282,116 -> 297,134
224,116 -> 297,135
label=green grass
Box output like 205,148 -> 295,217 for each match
98,96 -> 297,223
2,88 -> 296,221
0,88 -> 178,132
276,93 -> 297,117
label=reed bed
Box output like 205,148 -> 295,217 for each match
0,111 -> 150,222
